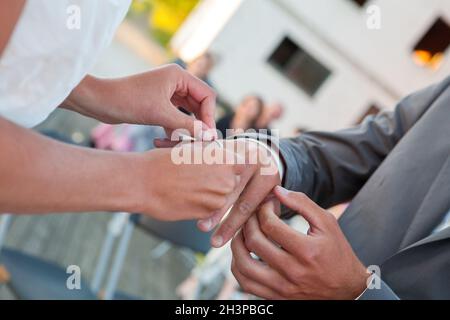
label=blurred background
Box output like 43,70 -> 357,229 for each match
0,0 -> 449,300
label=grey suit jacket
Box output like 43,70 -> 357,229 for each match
279,76 -> 450,300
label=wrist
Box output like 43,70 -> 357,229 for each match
117,151 -> 164,216
93,151 -> 150,214
61,76 -> 125,124
98,152 -> 135,213
349,265 -> 371,300
224,137 -> 282,181
62,75 -> 99,110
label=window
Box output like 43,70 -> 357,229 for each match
355,105 -> 381,125
349,0 -> 369,7
268,37 -> 331,97
412,17 -> 450,70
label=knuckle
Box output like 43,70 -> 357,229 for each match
217,170 -> 236,193
259,205 -> 273,219
231,259 -> 238,274
224,177 -> 236,194
279,284 -> 295,298
304,246 -> 320,262
240,281 -> 252,294
260,216 -> 275,234
206,194 -> 226,211
236,260 -> 250,276
219,223 -> 233,239
236,200 -> 253,217
233,275 -> 253,294
244,234 -> 258,252
325,211 -> 337,223
217,197 -> 228,211
294,192 -> 308,203
167,63 -> 182,72
289,269 -> 304,284
230,238 -> 238,253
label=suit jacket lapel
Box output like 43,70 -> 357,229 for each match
399,155 -> 450,248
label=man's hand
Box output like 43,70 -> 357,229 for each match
63,64 -> 217,140
231,186 -> 369,300
196,139 -> 282,247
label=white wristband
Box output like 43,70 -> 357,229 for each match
229,136 -> 284,180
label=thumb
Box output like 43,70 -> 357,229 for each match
164,104 -> 211,141
273,186 -> 327,230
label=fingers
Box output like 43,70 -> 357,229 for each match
243,214 -> 294,274
257,202 -> 311,258
179,69 -> 217,132
161,106 -> 200,139
211,172 -> 277,247
153,139 -> 179,148
274,186 -> 329,231
231,263 -> 284,300
197,162 -> 254,232
171,94 -> 218,141
231,231 -> 292,299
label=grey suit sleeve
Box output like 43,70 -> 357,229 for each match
279,76 -> 450,213
358,279 -> 400,300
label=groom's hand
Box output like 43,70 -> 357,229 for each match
197,139 -> 282,247
231,187 -> 368,300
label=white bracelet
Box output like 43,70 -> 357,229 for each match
230,137 -> 284,180
174,134 -> 284,180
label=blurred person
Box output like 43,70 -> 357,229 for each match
256,102 -> 285,131
174,52 -> 215,116
175,52 -> 214,115
186,53 -> 215,87
175,52 -> 215,87
0,0 -> 248,222
292,126 -> 308,137
216,95 -> 265,137
204,76 -> 450,299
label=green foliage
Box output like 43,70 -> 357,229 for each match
130,0 -> 200,47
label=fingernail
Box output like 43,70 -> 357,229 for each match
199,219 -> 212,232
202,130 -> 213,141
211,235 -> 223,247
211,129 -> 218,140
275,185 -> 290,196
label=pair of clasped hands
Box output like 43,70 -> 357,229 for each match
130,67 -> 283,249
68,65 -> 368,299
68,64 -> 282,247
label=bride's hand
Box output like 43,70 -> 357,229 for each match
63,64 -> 217,140
130,142 -> 246,221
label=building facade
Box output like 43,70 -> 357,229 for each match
171,0 -> 450,135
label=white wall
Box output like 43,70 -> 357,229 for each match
280,0 -> 450,96
207,0 -> 395,135
173,0 -> 450,135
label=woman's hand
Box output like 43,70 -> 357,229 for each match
131,142 -> 246,221
63,64 -> 217,140
0,117 -> 239,221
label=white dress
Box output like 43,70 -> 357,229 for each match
0,0 -> 131,128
